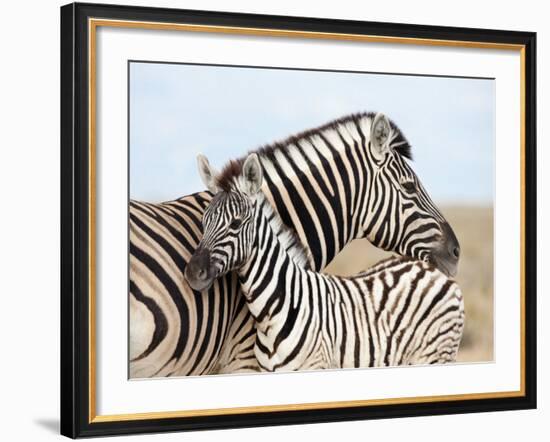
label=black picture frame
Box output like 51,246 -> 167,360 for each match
60,2 -> 537,438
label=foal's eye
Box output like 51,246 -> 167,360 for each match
402,181 -> 416,193
229,218 -> 242,229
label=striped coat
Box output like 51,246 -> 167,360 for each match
186,157 -> 465,371
131,112 -> 460,377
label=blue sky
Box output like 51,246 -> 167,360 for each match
130,62 -> 494,205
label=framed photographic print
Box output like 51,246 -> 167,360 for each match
60,2 -> 537,438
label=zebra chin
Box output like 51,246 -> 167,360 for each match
429,255 -> 458,278
185,273 -> 216,293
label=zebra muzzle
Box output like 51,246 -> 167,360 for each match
430,222 -> 460,277
185,247 -> 215,292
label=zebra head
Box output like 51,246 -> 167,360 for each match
361,113 -> 460,277
185,154 -> 262,292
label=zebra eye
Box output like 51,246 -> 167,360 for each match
402,181 -> 416,193
229,218 -> 242,229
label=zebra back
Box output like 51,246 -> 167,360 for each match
130,193 -> 244,377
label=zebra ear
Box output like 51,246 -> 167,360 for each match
371,113 -> 392,160
241,153 -> 263,195
197,154 -> 220,193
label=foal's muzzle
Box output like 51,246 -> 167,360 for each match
185,247 -> 216,292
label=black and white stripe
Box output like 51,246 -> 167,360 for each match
131,112 -> 460,377
129,194 -> 241,377
186,157 -> 464,371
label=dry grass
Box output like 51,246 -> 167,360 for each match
324,206 -> 493,362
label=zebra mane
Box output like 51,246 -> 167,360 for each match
215,159 -> 244,192
256,192 -> 313,270
256,112 -> 413,161
215,112 -> 412,191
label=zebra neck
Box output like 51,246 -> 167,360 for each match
256,193 -> 311,268
237,199 -> 305,323
257,115 -> 373,270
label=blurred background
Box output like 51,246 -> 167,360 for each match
130,61 -> 494,362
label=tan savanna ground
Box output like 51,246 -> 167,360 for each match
324,206 -> 494,363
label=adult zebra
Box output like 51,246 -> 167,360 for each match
130,112 -> 460,377
185,153 -> 465,370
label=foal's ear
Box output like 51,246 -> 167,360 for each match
371,112 -> 392,160
197,154 -> 219,193
241,153 -> 263,196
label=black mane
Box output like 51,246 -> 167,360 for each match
216,159 -> 244,192
257,112 -> 413,161
215,112 -> 413,188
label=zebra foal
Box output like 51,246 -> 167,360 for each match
186,154 -> 465,371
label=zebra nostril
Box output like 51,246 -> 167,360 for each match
452,247 -> 460,259
197,268 -> 207,280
